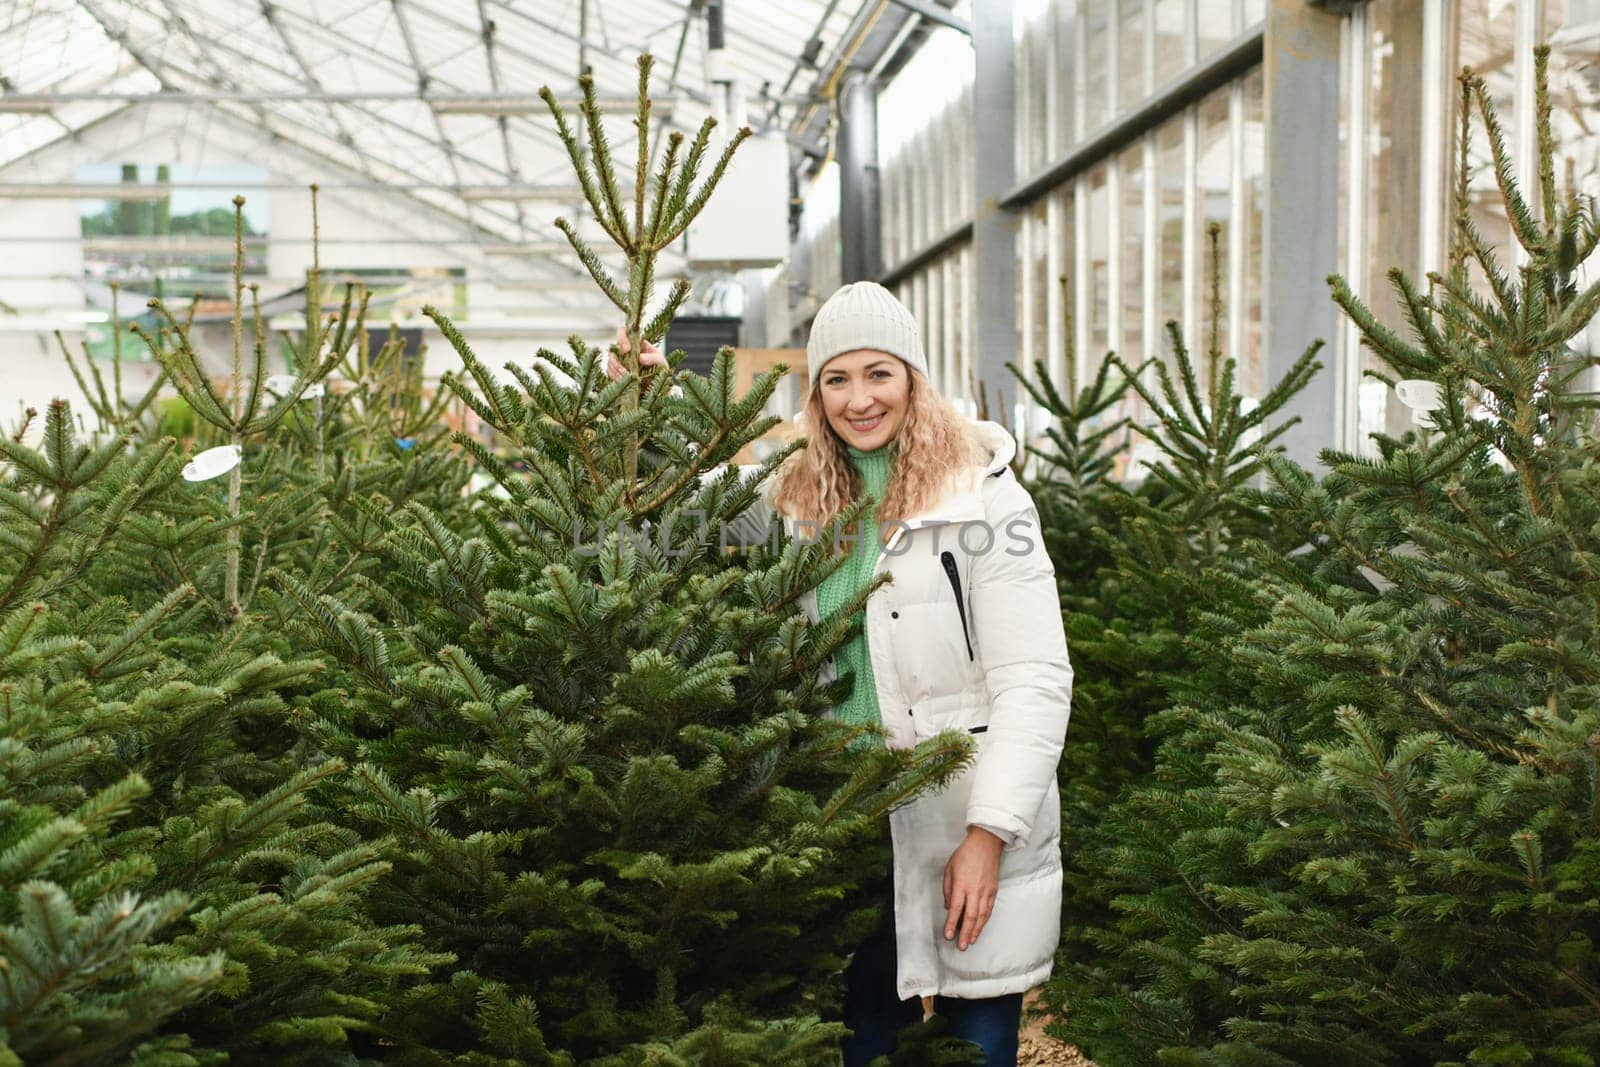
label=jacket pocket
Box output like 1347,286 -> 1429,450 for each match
940,550 -> 974,662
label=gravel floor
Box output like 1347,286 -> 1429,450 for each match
1017,1032 -> 1095,1066
1018,990 -> 1095,1067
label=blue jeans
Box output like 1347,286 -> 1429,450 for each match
840,902 -> 1024,1066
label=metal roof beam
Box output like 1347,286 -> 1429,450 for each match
256,1 -> 398,213
885,0 -> 968,35
484,0 -> 712,106
1,232 -> 669,251
389,0 -> 495,235
117,16 -> 563,256
0,91 -> 672,106
72,0 -> 181,93
0,101 -> 140,174
787,0 -> 905,157
471,0 -> 528,236
247,0 -> 578,162
23,14 -> 549,286
785,0 -> 954,173
125,1 -> 547,270
0,180 -> 586,197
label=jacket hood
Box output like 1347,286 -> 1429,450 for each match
966,418 -> 1018,477
875,418 -> 1017,537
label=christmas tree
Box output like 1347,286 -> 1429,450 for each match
120,192 -> 469,626
0,403 -> 448,1064
1022,235 -> 1320,1051
275,54 -> 972,1063
0,189 -> 474,1063
1050,50 -> 1600,1063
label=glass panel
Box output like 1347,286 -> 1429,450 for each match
1241,68 -> 1265,400
1367,1 -> 1397,278
1085,0 -> 1113,133
1032,201 -> 1051,376
902,154 -> 913,267
1055,186 -> 1077,392
910,273 -> 927,380
1197,0 -> 1234,61
1120,142 -> 1147,363
1055,0 -> 1079,148
1243,0 -> 1265,26
1120,0 -> 1148,110
1036,15 -> 1049,175
1544,1 -> 1600,368
1017,8 -> 1051,177
1085,164 -> 1112,368
940,255 -> 953,399
942,259 -> 953,402
1544,1 -> 1600,207
1194,87 -> 1232,385
1154,0 -> 1187,88
966,247 -> 979,402
1040,5 -> 1059,166
945,104 -> 964,228
1456,0 -> 1519,289
953,87 -> 966,220
1156,116 -> 1186,365
1361,0 -> 1412,440
1015,10 -> 1031,177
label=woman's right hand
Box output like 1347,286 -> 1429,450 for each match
606,326 -> 670,380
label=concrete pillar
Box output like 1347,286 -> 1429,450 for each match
1263,0 -> 1342,468
972,0 -> 1018,418
838,69 -> 882,284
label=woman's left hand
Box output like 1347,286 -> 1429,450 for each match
943,826 -> 1004,951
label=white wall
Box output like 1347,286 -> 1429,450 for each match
0,323 -> 164,444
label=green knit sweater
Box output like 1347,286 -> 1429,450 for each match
815,443 -> 894,738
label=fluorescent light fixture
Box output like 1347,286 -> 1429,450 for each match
481,242 -> 648,258
0,182 -> 174,201
83,236 -> 247,254
458,185 -> 593,202
489,278 -> 632,293
429,95 -> 674,116
428,96 -> 548,115
482,242 -> 571,255
488,277 -> 686,294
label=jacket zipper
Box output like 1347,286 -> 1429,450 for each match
940,551 -> 974,661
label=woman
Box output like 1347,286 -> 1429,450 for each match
609,281 -> 1072,1066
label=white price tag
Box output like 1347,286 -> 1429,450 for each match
182,444 -> 243,482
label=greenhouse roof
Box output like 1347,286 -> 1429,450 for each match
0,0 -> 909,253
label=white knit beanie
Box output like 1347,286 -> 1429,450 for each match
805,281 -> 928,389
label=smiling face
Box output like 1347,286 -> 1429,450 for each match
817,349 -> 912,451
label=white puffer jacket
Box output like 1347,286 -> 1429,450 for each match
715,418 -> 1073,999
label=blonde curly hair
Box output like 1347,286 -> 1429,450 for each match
770,367 -> 978,554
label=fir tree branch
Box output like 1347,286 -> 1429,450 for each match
658,127 -> 754,247
645,131 -> 685,246
1470,71 -> 1544,256
538,87 -> 630,251
553,218 -> 631,314
579,76 -> 635,247
633,54 -> 654,244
